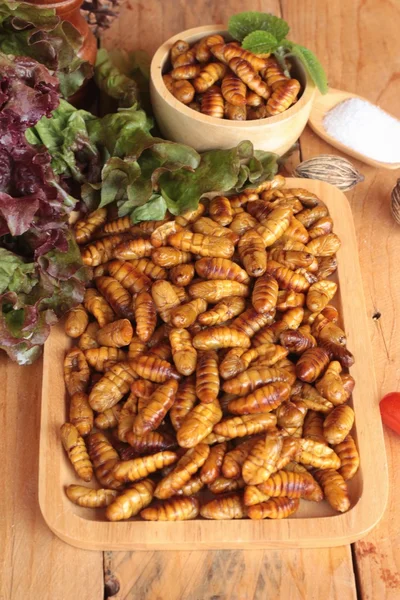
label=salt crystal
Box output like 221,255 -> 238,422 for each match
323,98 -> 400,164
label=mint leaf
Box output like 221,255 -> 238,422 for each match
228,12 -> 289,42
287,42 -> 328,94
242,31 -> 279,55
131,194 -> 167,223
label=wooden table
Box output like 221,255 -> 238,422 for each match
1,0 -> 399,598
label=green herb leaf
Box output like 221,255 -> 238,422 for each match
131,194 -> 167,223
0,249 -> 37,295
95,48 -> 140,108
242,31 -> 279,55
228,12 -> 289,42
286,42 -> 328,94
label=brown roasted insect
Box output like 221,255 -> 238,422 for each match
292,382 -> 333,414
75,208 -> 108,245
89,361 -> 136,412
275,399 -> 307,436
61,423 -> 93,482
276,288 -> 306,310
227,382 -> 291,415
117,395 -> 138,442
303,410 -> 326,445
334,435 -> 360,481
171,298 -> 208,328
316,256 -> 338,280
229,57 -> 270,99
66,485 -> 118,508
85,347 -> 126,373
95,276 -> 134,319
69,392 -> 93,436
306,233 -> 341,257
223,366 -> 294,396
171,64 -> 201,80
126,431 -> 176,454
81,234 -> 125,266
106,479 -> 156,521
107,260 -> 151,294
296,204 -> 328,228
247,105 -> 268,120
78,322 -> 100,351
225,100 -> 247,120
171,79 -> 195,104
65,304 -> 89,338
214,413 -> 277,439
113,238 -> 154,261
243,485 -> 271,507
189,280 -> 249,303
323,405 -> 355,445
262,57 -> 288,90
231,307 -> 275,338
200,86 -> 224,118
127,258 -> 166,280
155,444 -> 210,499
266,262 -> 310,293
247,497 -> 300,520
103,216 -> 132,234
113,450 -> 179,483
128,336 -> 146,360
221,437 -> 258,479
200,493 -> 246,519
238,229 -> 268,277
94,404 -> 122,430
256,207 -> 292,247
266,78 -> 300,115
198,297 -> 246,327
209,196 -> 234,226
196,350 -> 220,403
170,377 -> 197,431
296,347 -> 331,382
141,496 -> 200,521
257,470 -> 323,501
314,469 -> 350,512
297,438 -> 341,470
306,280 -> 337,313
177,398 -> 222,448
135,291 -> 157,342
151,280 -> 181,322
84,288 -> 114,328
242,434 -> 283,485
193,62 -> 227,93
170,39 -> 190,65
280,328 -> 317,354
308,216 -> 334,239
252,274 -> 279,314
64,348 -> 90,396
169,264 -> 195,287
208,476 -> 245,494
195,34 -> 225,62
229,212 -> 258,235
221,72 -> 247,106
219,347 -> 245,380
133,379 -> 178,436
315,361 -> 348,405
192,326 -> 250,351
131,354 -> 180,383
169,328 -> 197,376
200,442 -> 227,484
85,433 -> 122,489
168,230 -> 234,259
96,319 -> 133,348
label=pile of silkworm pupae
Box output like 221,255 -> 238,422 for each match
162,34 -> 301,120
61,173 -> 359,522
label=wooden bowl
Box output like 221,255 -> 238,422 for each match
150,25 -> 316,155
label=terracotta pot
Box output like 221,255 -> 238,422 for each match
27,0 -> 97,66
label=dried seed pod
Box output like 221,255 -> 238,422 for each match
171,298 -> 208,328
112,450 -> 179,483
151,280 -> 181,323
238,229 -> 268,277
177,398 -> 222,448
227,382 -> 291,415
141,496 -> 200,521
266,79 -> 300,115
247,497 -> 299,520
133,379 -> 178,436
221,72 -> 247,106
168,230 -> 234,259
155,444 -> 210,499
258,469 -> 323,501
64,348 -> 90,396
293,155 -> 364,192
96,319 -> 133,348
127,258 -> 166,280
200,493 -> 246,519
95,276 -> 134,319
194,62 -> 227,93
262,57 -> 288,90
200,442 -> 227,484
131,354 -> 180,383
78,321 -> 100,351
323,405 -> 355,445
297,437 -> 341,470
252,274 -> 279,314
75,208 -> 108,244
209,196 -> 234,226
213,413 -> 277,439
189,280 -> 249,303
334,435 -> 360,481
66,485 -> 118,508
169,263 -> 195,287
169,328 -> 197,376
61,423 -> 93,482
170,377 -> 197,431
256,207 -> 292,247
192,326 -> 250,351
152,247 -> 193,267
94,404 -> 122,430
89,362 -> 137,412
196,349 -> 220,403
106,479 -> 155,521
314,469 -> 350,512
84,288 -> 114,328
65,304 -> 89,338
303,410 -> 326,445
107,260 -> 151,294
296,347 -> 331,382
223,366 -> 295,396
81,234 -> 125,266
171,64 -> 201,79
306,233 -> 341,257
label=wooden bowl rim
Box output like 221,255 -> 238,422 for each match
150,24 -> 316,128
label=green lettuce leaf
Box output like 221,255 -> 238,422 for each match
0,249 -> 37,295
95,48 -> 140,108
131,194 -> 167,223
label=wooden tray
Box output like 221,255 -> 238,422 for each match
39,178 -> 388,551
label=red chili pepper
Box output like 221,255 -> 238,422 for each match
380,392 -> 400,435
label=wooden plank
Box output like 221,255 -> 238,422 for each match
282,0 -> 400,598
0,356 -> 103,600
100,0 -> 357,596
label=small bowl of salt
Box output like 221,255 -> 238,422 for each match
308,87 -> 400,169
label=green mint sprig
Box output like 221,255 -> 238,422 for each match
228,11 -> 328,94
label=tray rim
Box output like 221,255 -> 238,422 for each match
38,177 -> 389,551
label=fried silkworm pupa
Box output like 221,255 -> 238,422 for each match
133,379 -> 178,435
221,72 -> 247,106
75,208 -> 108,244
154,444 -> 210,499
60,423 -> 93,482
222,366 -> 294,396
86,432 -> 124,490
95,276 -> 134,320
96,319 -> 133,348
65,304 -> 89,338
141,496 -> 200,521
94,404 -> 122,430
192,326 -> 250,351
169,264 -> 195,287
296,347 -> 331,382
213,413 -> 277,439
266,79 -> 301,115
171,298 -> 208,328
168,230 -> 234,259
64,348 -> 90,396
200,493 -> 247,520
169,376 -> 197,431
78,322 -> 100,351
193,62 -> 227,93
238,230 -> 267,277
89,362 -> 137,412
209,196 -> 234,226
313,469 -> 350,513
257,470 -> 323,501
229,57 -> 270,99
252,274 -> 279,314
151,279 -> 181,323
242,434 -> 283,485
112,450 -> 179,483
247,497 -> 300,520
169,328 -> 197,376
131,354 -> 180,383
69,392 -> 94,436
198,297 -> 246,327
323,405 -> 355,445
84,288 -> 114,328
177,399 -> 222,448
200,442 -> 227,484
135,291 -> 157,342
221,437 -> 258,479
196,349 -> 220,403
208,476 -> 246,495
334,435 -> 360,481
106,479 -> 156,521
227,382 -> 291,415
66,485 -> 117,508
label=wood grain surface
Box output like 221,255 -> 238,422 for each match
0,0 -> 399,599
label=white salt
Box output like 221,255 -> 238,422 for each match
323,98 -> 400,164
